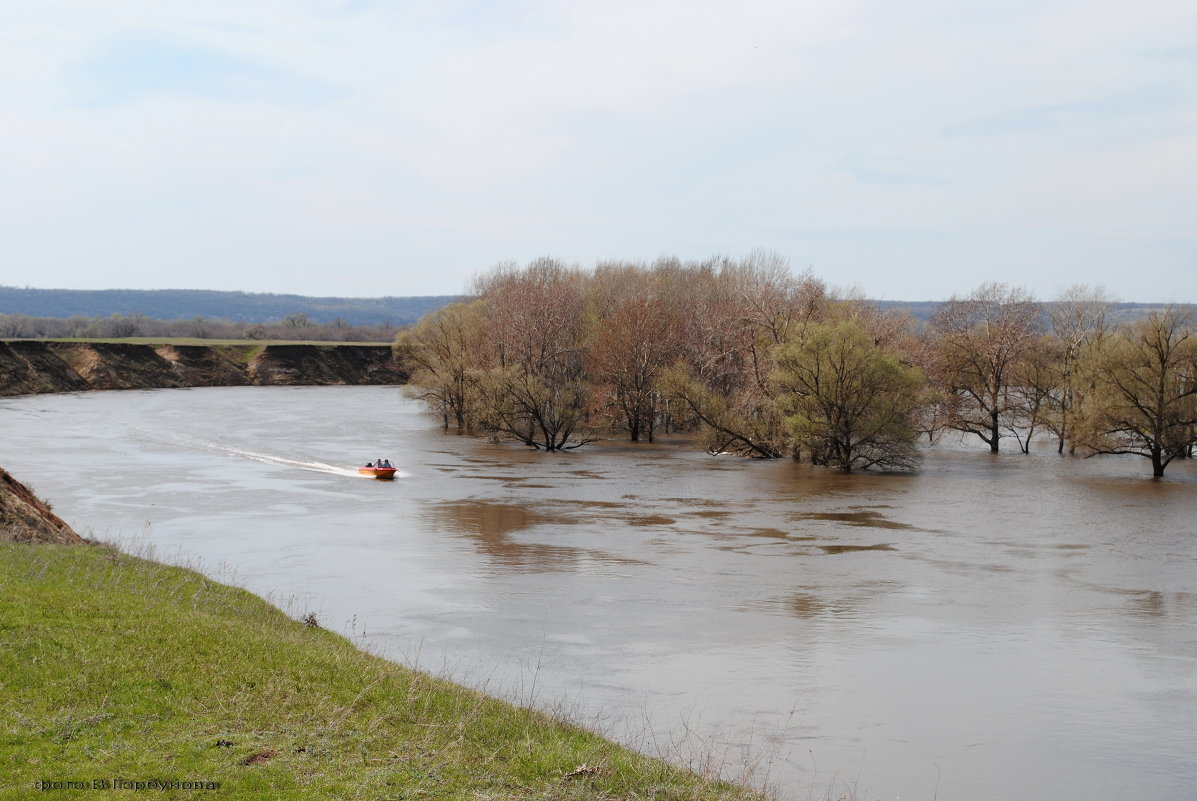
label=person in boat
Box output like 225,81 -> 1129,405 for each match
365,461 -> 374,468
382,459 -> 392,468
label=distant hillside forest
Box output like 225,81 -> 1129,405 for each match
0,287 -> 459,342
0,287 -> 457,326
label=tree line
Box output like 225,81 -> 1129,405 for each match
0,311 -> 399,343
394,255 -> 1197,477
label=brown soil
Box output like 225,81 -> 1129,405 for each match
0,467 -> 85,544
0,341 -> 408,397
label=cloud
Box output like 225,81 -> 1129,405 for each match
837,154 -> 944,187
0,0 -> 1193,300
65,33 -> 345,107
942,86 -> 1182,137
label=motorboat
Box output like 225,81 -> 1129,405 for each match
358,465 -> 398,480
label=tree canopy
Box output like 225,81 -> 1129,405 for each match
395,257 -> 1195,478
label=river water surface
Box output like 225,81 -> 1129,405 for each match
3,386 -> 1195,800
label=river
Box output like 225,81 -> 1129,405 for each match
2,385 -> 1194,800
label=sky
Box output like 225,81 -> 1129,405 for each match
1,1 -> 1194,301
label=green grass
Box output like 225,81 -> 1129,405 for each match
0,544 -> 767,801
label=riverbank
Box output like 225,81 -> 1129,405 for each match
0,467 -> 85,545
0,339 -> 406,397
0,541 -> 766,801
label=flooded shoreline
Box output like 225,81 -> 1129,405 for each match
2,386 -> 1194,800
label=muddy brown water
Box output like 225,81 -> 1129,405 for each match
2,386 -> 1194,800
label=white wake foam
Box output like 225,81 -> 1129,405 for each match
135,429 -> 406,478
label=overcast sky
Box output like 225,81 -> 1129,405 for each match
2,1 -> 1194,301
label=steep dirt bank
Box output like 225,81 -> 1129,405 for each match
0,467 -> 84,544
0,341 -> 407,397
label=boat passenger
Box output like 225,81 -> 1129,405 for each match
365,461 -> 374,468
382,459 -> 392,468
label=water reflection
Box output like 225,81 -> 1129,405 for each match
788,591 -> 870,619
747,528 -> 809,540
792,509 -> 916,530
562,499 -> 625,509
420,499 -> 584,571
817,543 -> 896,555
626,515 -> 676,526
1092,585 -> 1197,622
419,499 -> 647,572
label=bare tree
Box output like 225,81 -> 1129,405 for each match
0,314 -> 32,338
1046,284 -> 1114,453
1004,335 -> 1061,453
727,249 -> 828,347
471,259 -> 595,450
105,313 -> 146,338
663,254 -> 826,457
923,282 -> 1042,452
587,269 -> 681,442
662,363 -> 787,457
283,311 -> 313,329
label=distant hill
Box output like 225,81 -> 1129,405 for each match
1,287 -> 1180,329
0,287 -> 459,326
873,301 -> 940,322
875,300 -> 1183,325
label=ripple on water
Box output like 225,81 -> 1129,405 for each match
817,543 -> 897,555
792,509 -> 917,530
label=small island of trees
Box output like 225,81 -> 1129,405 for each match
394,254 -> 1197,477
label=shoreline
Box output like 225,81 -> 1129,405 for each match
0,339 -> 407,397
1,539 -> 770,800
1,463 -> 770,799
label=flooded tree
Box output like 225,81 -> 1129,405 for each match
1075,308 -> 1197,477
774,317 -> 924,471
393,300 -> 487,430
1004,335 -> 1061,454
471,259 -> 594,450
392,257 -> 1194,480
587,266 -> 682,442
661,362 -> 787,457
661,254 -> 825,458
1046,284 -> 1115,453
923,282 -> 1042,452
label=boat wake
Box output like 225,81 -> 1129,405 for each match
222,447 -> 362,477
140,430 -> 407,478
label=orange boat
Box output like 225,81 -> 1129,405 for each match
358,465 -> 398,480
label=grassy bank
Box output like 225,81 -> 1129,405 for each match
0,544 -> 765,801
